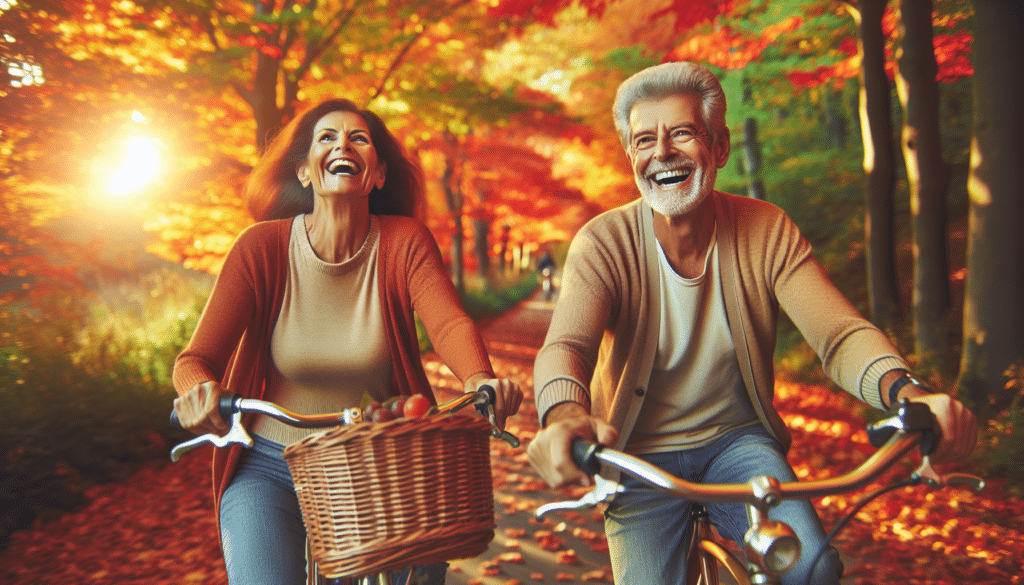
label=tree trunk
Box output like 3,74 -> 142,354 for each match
852,0 -> 900,329
473,217 -> 490,279
823,90 -> 849,150
896,0 -> 952,362
957,0 -> 1024,415
742,118 -> 765,200
442,132 -> 466,294
251,1 -> 282,151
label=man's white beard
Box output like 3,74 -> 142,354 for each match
636,165 -> 717,217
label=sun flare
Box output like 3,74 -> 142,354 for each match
108,137 -> 161,196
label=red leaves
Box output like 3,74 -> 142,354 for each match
650,0 -> 734,33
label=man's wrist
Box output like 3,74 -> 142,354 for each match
543,401 -> 590,427
887,371 -> 932,407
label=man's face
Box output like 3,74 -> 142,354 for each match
627,93 -> 727,217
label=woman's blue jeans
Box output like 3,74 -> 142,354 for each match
604,425 -> 844,585
219,434 -> 447,585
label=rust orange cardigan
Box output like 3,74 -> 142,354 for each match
173,215 -> 494,525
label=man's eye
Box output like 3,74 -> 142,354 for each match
672,130 -> 693,141
634,136 -> 655,149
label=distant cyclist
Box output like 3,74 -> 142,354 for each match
527,61 -> 977,585
537,249 -> 557,300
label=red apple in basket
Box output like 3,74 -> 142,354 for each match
403,394 -> 431,418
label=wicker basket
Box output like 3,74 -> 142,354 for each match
282,413 -> 496,579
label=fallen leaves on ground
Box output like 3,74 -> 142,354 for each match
1,354 -> 1021,585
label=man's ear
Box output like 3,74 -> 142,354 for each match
296,162 -> 311,188
715,127 -> 731,169
375,161 -> 387,190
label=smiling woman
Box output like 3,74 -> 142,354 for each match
108,137 -> 161,196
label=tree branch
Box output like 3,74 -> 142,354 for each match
368,0 -> 475,102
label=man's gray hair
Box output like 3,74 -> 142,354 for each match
612,61 -> 728,152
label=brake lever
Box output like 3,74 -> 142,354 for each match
468,387 -> 520,447
170,410 -> 254,462
536,482 -> 624,520
911,458 -> 986,492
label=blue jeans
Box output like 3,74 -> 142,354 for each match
220,434 -> 448,585
604,425 -> 843,585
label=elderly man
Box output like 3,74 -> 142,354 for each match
527,61 -> 978,585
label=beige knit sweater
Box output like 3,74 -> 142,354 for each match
534,192 -> 907,452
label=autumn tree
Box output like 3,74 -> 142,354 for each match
895,0 -> 952,361
847,0 -> 901,330
957,0 -> 1024,415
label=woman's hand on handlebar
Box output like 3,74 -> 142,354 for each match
464,373 -> 523,430
173,380 -> 231,436
528,402 -> 618,489
902,391 -> 978,465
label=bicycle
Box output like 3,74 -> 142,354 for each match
171,387 -> 519,585
535,399 -> 985,585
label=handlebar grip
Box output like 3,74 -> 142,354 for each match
867,399 -> 942,455
169,393 -> 240,430
570,438 -> 603,476
479,384 -> 496,405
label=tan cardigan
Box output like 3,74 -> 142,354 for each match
534,192 -> 907,452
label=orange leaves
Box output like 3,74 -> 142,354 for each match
664,17 -> 803,70
555,549 -> 580,565
533,529 -> 566,551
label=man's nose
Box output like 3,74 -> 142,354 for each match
653,132 -> 673,160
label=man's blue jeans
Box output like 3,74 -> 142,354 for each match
220,434 -> 448,585
604,425 -> 843,585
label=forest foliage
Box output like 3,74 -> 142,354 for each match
3,0 -> 1020,550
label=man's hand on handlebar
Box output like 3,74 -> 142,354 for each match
901,390 -> 978,465
173,380 -> 230,436
464,373 -> 523,431
527,401 -> 618,489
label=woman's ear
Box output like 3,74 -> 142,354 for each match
375,161 -> 387,190
296,161 -> 312,188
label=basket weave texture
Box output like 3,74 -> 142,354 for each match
282,413 -> 496,579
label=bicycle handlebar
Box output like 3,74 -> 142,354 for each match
170,385 -> 518,461
565,400 -> 980,509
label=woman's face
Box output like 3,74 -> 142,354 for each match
296,110 -> 386,201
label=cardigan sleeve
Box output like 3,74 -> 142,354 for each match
766,207 -> 907,409
172,226 -> 260,395
533,224 -> 617,425
403,220 -> 493,383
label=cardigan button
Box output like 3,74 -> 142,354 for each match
635,387 -> 645,396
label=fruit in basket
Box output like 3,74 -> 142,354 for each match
363,401 -> 382,421
403,394 -> 431,418
389,397 -> 407,416
371,407 -> 396,423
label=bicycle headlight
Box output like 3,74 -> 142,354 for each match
745,520 -> 801,575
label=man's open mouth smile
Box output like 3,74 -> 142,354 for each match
652,168 -> 693,186
327,159 -> 361,176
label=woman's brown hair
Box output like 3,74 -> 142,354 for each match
245,99 -> 424,221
